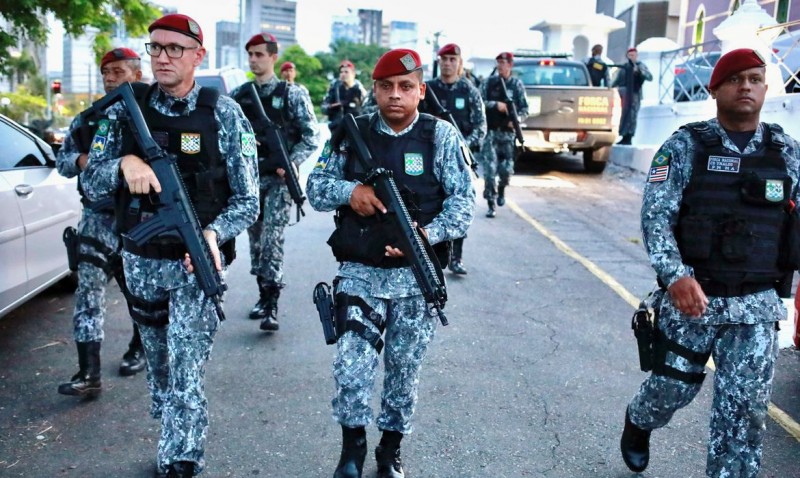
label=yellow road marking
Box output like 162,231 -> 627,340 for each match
507,199 -> 800,443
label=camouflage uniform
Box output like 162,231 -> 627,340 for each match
611,60 -> 652,140
306,112 -> 475,433
228,77 -> 319,289
479,75 -> 528,202
82,83 -> 259,474
629,119 -> 800,477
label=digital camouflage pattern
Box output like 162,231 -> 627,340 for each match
307,112 -> 475,432
629,118 -> 800,477
229,77 -> 319,286
425,76 -> 487,151
611,60 -> 653,138
81,83 -> 259,473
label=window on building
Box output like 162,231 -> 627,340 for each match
694,8 -> 705,45
777,0 -> 790,23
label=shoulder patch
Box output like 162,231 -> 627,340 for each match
241,132 -> 256,157
96,119 -> 110,137
314,140 -> 333,170
651,150 -> 670,167
91,135 -> 107,152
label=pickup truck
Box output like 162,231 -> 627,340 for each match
512,56 -> 621,172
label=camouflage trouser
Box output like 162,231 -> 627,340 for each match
628,316 -> 779,478
480,129 -> 516,201
72,208 -> 121,343
122,252 -> 221,475
248,180 -> 291,286
618,88 -> 642,137
331,277 -> 437,434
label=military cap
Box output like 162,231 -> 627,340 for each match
100,47 -> 140,69
339,60 -> 355,70
627,47 -> 637,53
372,49 -> 422,80
438,43 -> 461,57
496,52 -> 514,62
245,33 -> 277,50
148,14 -> 203,45
708,48 -> 766,91
280,61 -> 295,72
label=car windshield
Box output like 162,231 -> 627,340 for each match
514,63 -> 589,86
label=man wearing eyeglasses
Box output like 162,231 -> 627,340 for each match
229,33 -> 320,332
80,13 -> 259,478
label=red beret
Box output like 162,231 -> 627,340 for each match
438,43 -> 461,57
149,14 -> 203,45
339,60 -> 355,70
496,52 -> 513,62
280,61 -> 295,72
627,47 -> 637,53
372,49 -> 422,80
708,48 -> 766,91
100,47 -> 140,69
245,33 -> 277,50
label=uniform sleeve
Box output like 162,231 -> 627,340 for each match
512,77 -> 529,120
424,121 -> 476,245
639,62 -> 653,82
56,116 -> 83,178
204,97 -> 260,244
321,83 -> 335,115
465,82 -> 487,149
641,131 -> 694,287
80,104 -> 126,202
287,85 -> 320,166
306,140 -> 358,212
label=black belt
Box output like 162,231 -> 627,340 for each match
696,280 -> 775,298
122,236 -> 186,261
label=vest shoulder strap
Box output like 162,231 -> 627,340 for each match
764,122 -> 786,151
196,86 -> 220,109
417,112 -> 437,140
683,121 -> 721,148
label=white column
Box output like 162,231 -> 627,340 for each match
636,37 -> 680,106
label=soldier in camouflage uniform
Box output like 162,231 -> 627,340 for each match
229,32 -> 320,332
611,47 -> 652,145
307,48 -> 475,478
480,52 -> 528,218
620,49 -> 800,477
56,47 -> 147,399
81,14 -> 259,477
419,42 -> 485,275
322,60 -> 368,133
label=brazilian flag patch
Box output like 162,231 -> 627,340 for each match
314,140 -> 333,170
651,150 -> 670,167
96,119 -> 110,137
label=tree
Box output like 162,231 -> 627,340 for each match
0,0 -> 161,75
277,44 -> 326,109
0,86 -> 47,123
315,39 -> 389,89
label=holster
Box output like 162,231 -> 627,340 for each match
62,227 -> 79,272
631,301 -> 655,372
313,282 -> 337,345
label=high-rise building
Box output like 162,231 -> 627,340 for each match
332,11 -> 361,45
388,21 -> 417,50
243,0 -> 298,49
358,9 -> 382,46
62,30 -> 104,96
216,21 -> 240,69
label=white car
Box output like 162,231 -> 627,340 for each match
0,114 -> 81,318
194,66 -> 248,95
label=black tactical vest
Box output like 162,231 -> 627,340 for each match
586,58 -> 608,87
485,75 -> 513,131
328,82 -> 364,123
425,79 -> 474,138
329,113 -> 449,268
677,121 -> 791,294
117,85 -> 235,264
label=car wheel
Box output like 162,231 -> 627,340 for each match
583,147 -> 609,173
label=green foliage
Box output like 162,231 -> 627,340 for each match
277,44 -> 327,109
0,86 -> 47,123
315,39 -> 389,89
0,0 -> 161,73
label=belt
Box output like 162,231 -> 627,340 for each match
696,280 -> 775,298
121,236 -> 186,261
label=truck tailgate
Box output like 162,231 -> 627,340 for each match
524,87 -> 616,131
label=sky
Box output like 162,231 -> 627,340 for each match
47,0 -> 596,72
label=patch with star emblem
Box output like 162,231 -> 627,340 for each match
314,141 -> 333,170
241,133 -> 256,157
404,153 -> 424,176
91,135 -> 107,152
180,133 -> 201,154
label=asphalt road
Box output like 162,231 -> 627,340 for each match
0,151 -> 798,478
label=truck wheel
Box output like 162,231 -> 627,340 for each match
583,147 -> 609,173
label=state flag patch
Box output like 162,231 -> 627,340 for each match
648,165 -> 670,182
181,133 -> 201,154
241,133 -> 256,157
404,153 -> 424,176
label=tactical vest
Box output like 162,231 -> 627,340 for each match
586,58 -> 608,87
485,76 -> 513,131
677,121 -> 791,295
116,84 -> 236,264
329,82 -> 364,123
328,113 -> 449,268
426,79 -> 474,138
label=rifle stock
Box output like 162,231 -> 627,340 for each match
498,76 -> 525,146
243,82 -> 306,222
424,86 -> 478,178
341,114 -> 448,325
82,82 -> 227,320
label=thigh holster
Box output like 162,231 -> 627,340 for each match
335,293 -> 385,354
651,330 -> 711,384
127,294 -> 169,328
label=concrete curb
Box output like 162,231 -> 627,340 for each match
608,144 -> 657,174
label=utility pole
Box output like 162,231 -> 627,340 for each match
238,0 -> 245,69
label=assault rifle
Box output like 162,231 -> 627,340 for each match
327,80 -> 343,132
241,82 -> 306,222
498,75 -> 525,147
423,86 -> 478,177
341,114 -> 449,325
80,82 -> 227,320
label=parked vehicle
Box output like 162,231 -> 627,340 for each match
194,66 -> 248,95
0,114 -> 81,318
511,55 -> 621,173
673,51 -> 721,102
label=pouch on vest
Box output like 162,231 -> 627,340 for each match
327,214 -> 400,266
739,172 -> 791,207
679,215 -> 714,260
716,217 -> 753,263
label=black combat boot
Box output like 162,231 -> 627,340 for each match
448,238 -> 467,275
375,430 -> 404,478
497,185 -> 506,206
620,407 -> 651,472
618,134 -> 632,145
249,276 -> 271,320
333,425 -> 367,478
486,199 -> 496,218
166,461 -> 194,477
58,341 -> 102,398
119,325 -> 146,376
259,285 -> 280,331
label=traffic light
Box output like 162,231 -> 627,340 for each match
51,80 -> 62,94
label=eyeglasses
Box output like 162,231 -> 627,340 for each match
145,42 -> 198,59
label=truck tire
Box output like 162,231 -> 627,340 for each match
583,146 -> 609,173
